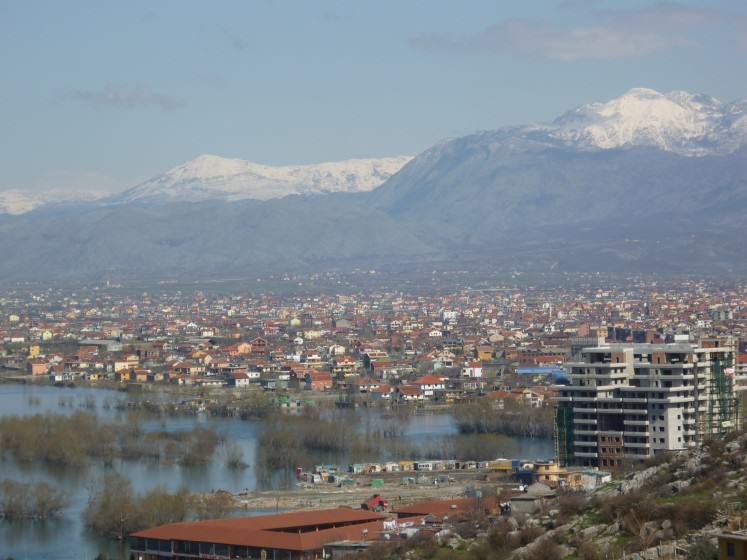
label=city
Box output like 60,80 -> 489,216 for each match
1,275 -> 747,558
3,1 -> 747,559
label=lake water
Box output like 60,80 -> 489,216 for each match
0,383 -> 553,559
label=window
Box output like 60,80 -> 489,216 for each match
174,541 -> 199,555
727,542 -> 735,557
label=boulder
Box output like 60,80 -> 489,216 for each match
580,524 -> 605,541
669,479 -> 691,493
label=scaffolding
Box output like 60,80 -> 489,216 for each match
554,405 -> 574,467
707,354 -> 740,436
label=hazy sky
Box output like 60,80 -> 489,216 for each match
2,0 -> 746,193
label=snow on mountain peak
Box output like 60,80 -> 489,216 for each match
551,87 -> 745,155
175,154 -> 253,179
112,155 -> 414,204
0,189 -> 106,215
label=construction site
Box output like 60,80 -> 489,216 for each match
554,337 -> 742,468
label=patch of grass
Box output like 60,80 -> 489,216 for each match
578,511 -> 604,528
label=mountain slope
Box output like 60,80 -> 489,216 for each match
370,138 -> 747,241
0,196 -> 433,281
369,88 -> 747,250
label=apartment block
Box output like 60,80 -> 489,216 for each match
555,337 -> 739,468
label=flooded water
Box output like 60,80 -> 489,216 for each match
0,383 -> 553,559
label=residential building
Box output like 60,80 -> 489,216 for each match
555,337 -> 739,468
719,531 -> 747,559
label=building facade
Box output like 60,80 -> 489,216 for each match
555,337 -> 739,468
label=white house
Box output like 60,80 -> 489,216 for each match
413,375 -> 447,397
461,361 -> 483,378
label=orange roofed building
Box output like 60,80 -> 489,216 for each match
130,507 -> 386,559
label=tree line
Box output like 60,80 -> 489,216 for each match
84,473 -> 235,540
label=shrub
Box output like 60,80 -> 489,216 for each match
687,539 -> 719,560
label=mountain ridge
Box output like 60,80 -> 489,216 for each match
2,87 -> 746,215
1,87 -> 747,280
106,154 -> 414,205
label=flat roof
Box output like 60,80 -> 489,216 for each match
583,344 -> 695,352
720,532 -> 747,543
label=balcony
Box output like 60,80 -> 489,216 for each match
622,409 -> 648,415
573,418 -> 597,424
648,396 -> 693,403
623,420 -> 650,426
574,451 -> 599,458
574,440 -> 598,447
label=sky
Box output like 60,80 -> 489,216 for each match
1,0 -> 746,194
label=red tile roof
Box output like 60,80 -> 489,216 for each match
414,375 -> 445,385
392,496 -> 497,518
131,508 -> 386,552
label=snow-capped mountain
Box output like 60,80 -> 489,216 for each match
0,189 -> 106,215
108,155 -> 413,204
2,87 -> 747,280
2,87 -> 745,217
549,88 -> 747,156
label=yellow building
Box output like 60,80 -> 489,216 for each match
28,344 -> 41,359
719,532 -> 747,559
534,461 -> 562,485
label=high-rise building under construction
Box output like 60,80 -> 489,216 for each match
555,336 -> 739,468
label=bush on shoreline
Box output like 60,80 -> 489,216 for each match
0,479 -> 67,519
84,473 -> 233,539
0,412 -> 222,467
453,399 -> 554,439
